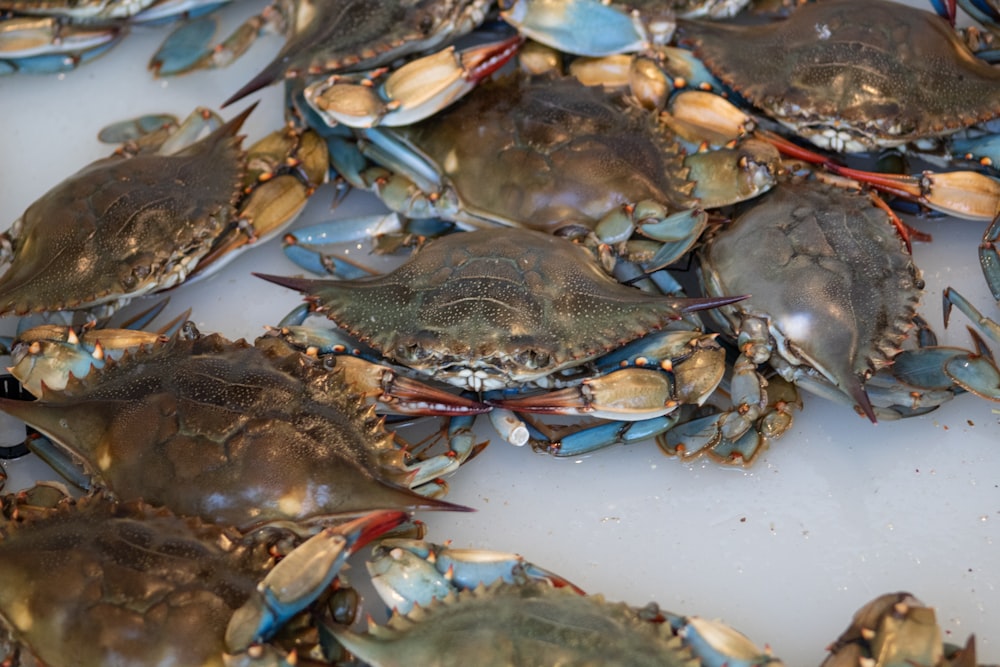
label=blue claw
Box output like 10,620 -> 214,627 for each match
226,510 -> 409,651
367,538 -> 584,616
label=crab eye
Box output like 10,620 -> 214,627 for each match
397,343 -> 430,362
516,349 -> 550,370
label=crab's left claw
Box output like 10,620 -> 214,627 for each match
304,35 -> 521,129
225,510 -> 409,651
333,355 -> 492,416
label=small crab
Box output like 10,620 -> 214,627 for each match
0,323 -> 477,532
821,592 -> 980,667
0,486 -> 408,665
259,227 -> 748,458
325,538 -> 785,667
0,104 -> 327,320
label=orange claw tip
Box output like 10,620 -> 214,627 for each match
339,510 -> 412,552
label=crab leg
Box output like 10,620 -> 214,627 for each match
501,0 -> 650,56
538,413 -> 685,457
264,324 -> 490,417
367,538 -> 586,616
944,287 -> 1000,342
977,212 -> 1000,300
281,214 -> 461,280
225,510 -> 410,651
149,1 -> 277,77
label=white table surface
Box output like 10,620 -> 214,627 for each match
0,2 -> 997,663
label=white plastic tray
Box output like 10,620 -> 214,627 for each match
0,2 -> 997,663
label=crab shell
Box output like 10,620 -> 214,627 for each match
365,72 -> 697,234
260,228 -> 716,392
0,326 -> 460,531
677,0 -> 1000,152
0,493 -> 268,667
0,107 -> 249,317
698,180 -> 923,420
331,580 -> 711,667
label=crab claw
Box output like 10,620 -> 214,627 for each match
334,355 -> 492,416
367,539 -> 586,616
225,510 -> 410,651
491,368 -> 688,420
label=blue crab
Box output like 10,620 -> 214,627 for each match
663,178 -> 1000,457
821,592 -> 981,667
307,71 -> 779,273
325,538 -> 785,667
674,0 -> 1000,155
0,104 -> 326,320
0,0 -> 233,74
0,323 -> 479,532
258,227 -> 754,459
0,485 -> 409,665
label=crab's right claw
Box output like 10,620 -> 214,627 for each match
225,510 -> 409,651
331,355 -> 491,416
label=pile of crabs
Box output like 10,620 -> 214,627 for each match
2,0 -> 1000,664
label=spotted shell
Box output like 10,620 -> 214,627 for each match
331,580 -> 703,667
260,228 -> 711,391
678,0 -> 1000,151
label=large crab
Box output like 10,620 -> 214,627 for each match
664,178 -> 1000,455
0,104 -> 327,321
674,0 -> 1000,156
646,0 -> 1000,234
300,71 -> 779,274
0,485 -> 409,665
0,323 -> 481,533
258,227 -> 755,460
